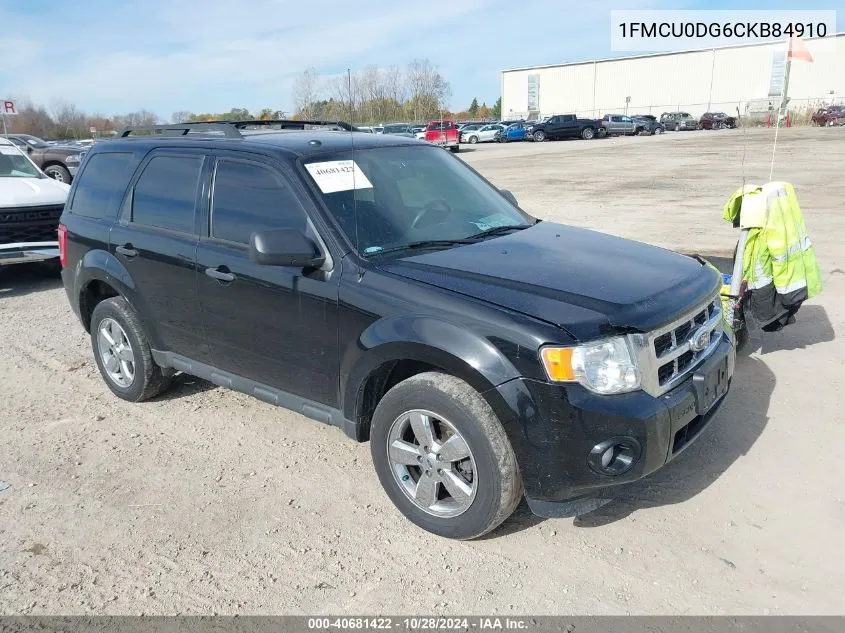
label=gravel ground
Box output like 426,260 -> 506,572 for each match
1,126 -> 843,615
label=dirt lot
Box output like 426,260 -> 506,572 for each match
1,127 -> 843,615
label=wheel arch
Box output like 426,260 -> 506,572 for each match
73,249 -> 144,336
342,318 -> 521,442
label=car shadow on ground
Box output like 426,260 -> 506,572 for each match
572,352 -> 776,528
153,374 -> 218,401
744,304 -> 835,356
0,262 -> 63,299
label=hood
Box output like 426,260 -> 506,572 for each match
49,144 -> 86,154
377,222 -> 720,341
0,177 -> 70,207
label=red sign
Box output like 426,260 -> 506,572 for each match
2,100 -> 18,115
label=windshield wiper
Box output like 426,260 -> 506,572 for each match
364,239 -> 477,258
465,224 -> 533,240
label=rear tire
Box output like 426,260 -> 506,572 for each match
581,127 -> 595,140
450,145 -> 460,153
370,372 -> 523,540
90,297 -> 173,402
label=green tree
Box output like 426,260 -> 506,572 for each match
492,97 -> 502,119
468,98 -> 479,116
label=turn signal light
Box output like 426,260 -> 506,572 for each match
540,347 -> 575,382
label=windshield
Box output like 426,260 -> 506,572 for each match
0,144 -> 43,178
19,135 -> 49,148
382,124 -> 409,134
302,145 -> 533,257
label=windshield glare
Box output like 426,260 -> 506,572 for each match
303,145 -> 532,256
0,145 -> 42,178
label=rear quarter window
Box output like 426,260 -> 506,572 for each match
68,152 -> 137,219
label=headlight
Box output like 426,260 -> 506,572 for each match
540,336 -> 641,394
65,154 -> 82,164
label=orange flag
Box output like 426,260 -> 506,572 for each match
787,36 -> 814,62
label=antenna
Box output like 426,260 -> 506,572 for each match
348,68 -> 360,253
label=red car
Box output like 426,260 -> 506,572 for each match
811,106 -> 845,126
424,120 -> 460,152
698,112 -> 737,130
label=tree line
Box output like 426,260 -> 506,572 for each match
291,59 -> 500,124
3,59 -> 501,139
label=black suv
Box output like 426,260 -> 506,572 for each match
59,120 -> 734,539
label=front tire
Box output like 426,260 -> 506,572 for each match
468,136 -> 478,144
90,297 -> 172,402
533,130 -> 546,142
370,372 -> 523,540
44,164 -> 71,183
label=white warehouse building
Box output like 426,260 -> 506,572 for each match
501,33 -> 844,121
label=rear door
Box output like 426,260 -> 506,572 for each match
110,148 -> 207,356
195,152 -> 340,407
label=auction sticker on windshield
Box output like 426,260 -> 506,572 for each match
305,160 -> 373,194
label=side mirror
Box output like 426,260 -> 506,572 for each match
27,146 -> 34,154
500,189 -> 518,206
249,228 -> 325,268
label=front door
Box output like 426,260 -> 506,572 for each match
195,154 -> 340,407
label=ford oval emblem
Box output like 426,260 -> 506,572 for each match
688,327 -> 711,353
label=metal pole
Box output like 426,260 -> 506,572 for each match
1,114 -> 7,137
707,47 -> 716,110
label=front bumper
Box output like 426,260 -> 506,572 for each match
0,241 -> 60,265
494,332 -> 735,515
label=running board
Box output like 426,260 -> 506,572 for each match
151,350 -> 359,440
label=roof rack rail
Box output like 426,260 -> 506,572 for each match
116,119 -> 356,139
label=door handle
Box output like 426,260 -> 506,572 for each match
205,266 -> 235,282
116,244 -> 138,258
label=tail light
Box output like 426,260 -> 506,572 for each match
58,223 -> 68,268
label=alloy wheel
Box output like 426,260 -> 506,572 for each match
97,317 -> 136,388
386,409 -> 477,518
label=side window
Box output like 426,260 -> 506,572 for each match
132,155 -> 202,234
9,138 -> 26,148
211,159 -> 307,245
69,152 -> 136,219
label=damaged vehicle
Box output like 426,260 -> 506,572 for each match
59,120 -> 735,539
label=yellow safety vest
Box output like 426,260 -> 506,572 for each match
723,182 -> 821,325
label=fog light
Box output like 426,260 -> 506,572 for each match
587,437 -> 641,476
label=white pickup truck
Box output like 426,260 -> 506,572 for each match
0,137 -> 70,266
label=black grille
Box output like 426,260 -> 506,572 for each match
658,362 -> 675,385
674,322 -> 693,343
654,332 -> 673,357
677,350 -> 694,373
0,205 -> 63,244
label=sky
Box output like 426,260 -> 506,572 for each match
1,0 -> 842,119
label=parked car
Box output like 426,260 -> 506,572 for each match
526,115 -> 599,141
494,122 -> 528,143
460,124 -> 503,144
373,126 -> 384,134
423,120 -> 460,152
356,126 -> 376,134
381,123 -> 415,137
4,134 -> 87,183
599,114 -> 644,136
632,115 -> 665,135
660,112 -> 698,131
59,119 -> 733,539
811,106 -> 845,126
0,137 -> 69,267
698,112 -> 737,130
